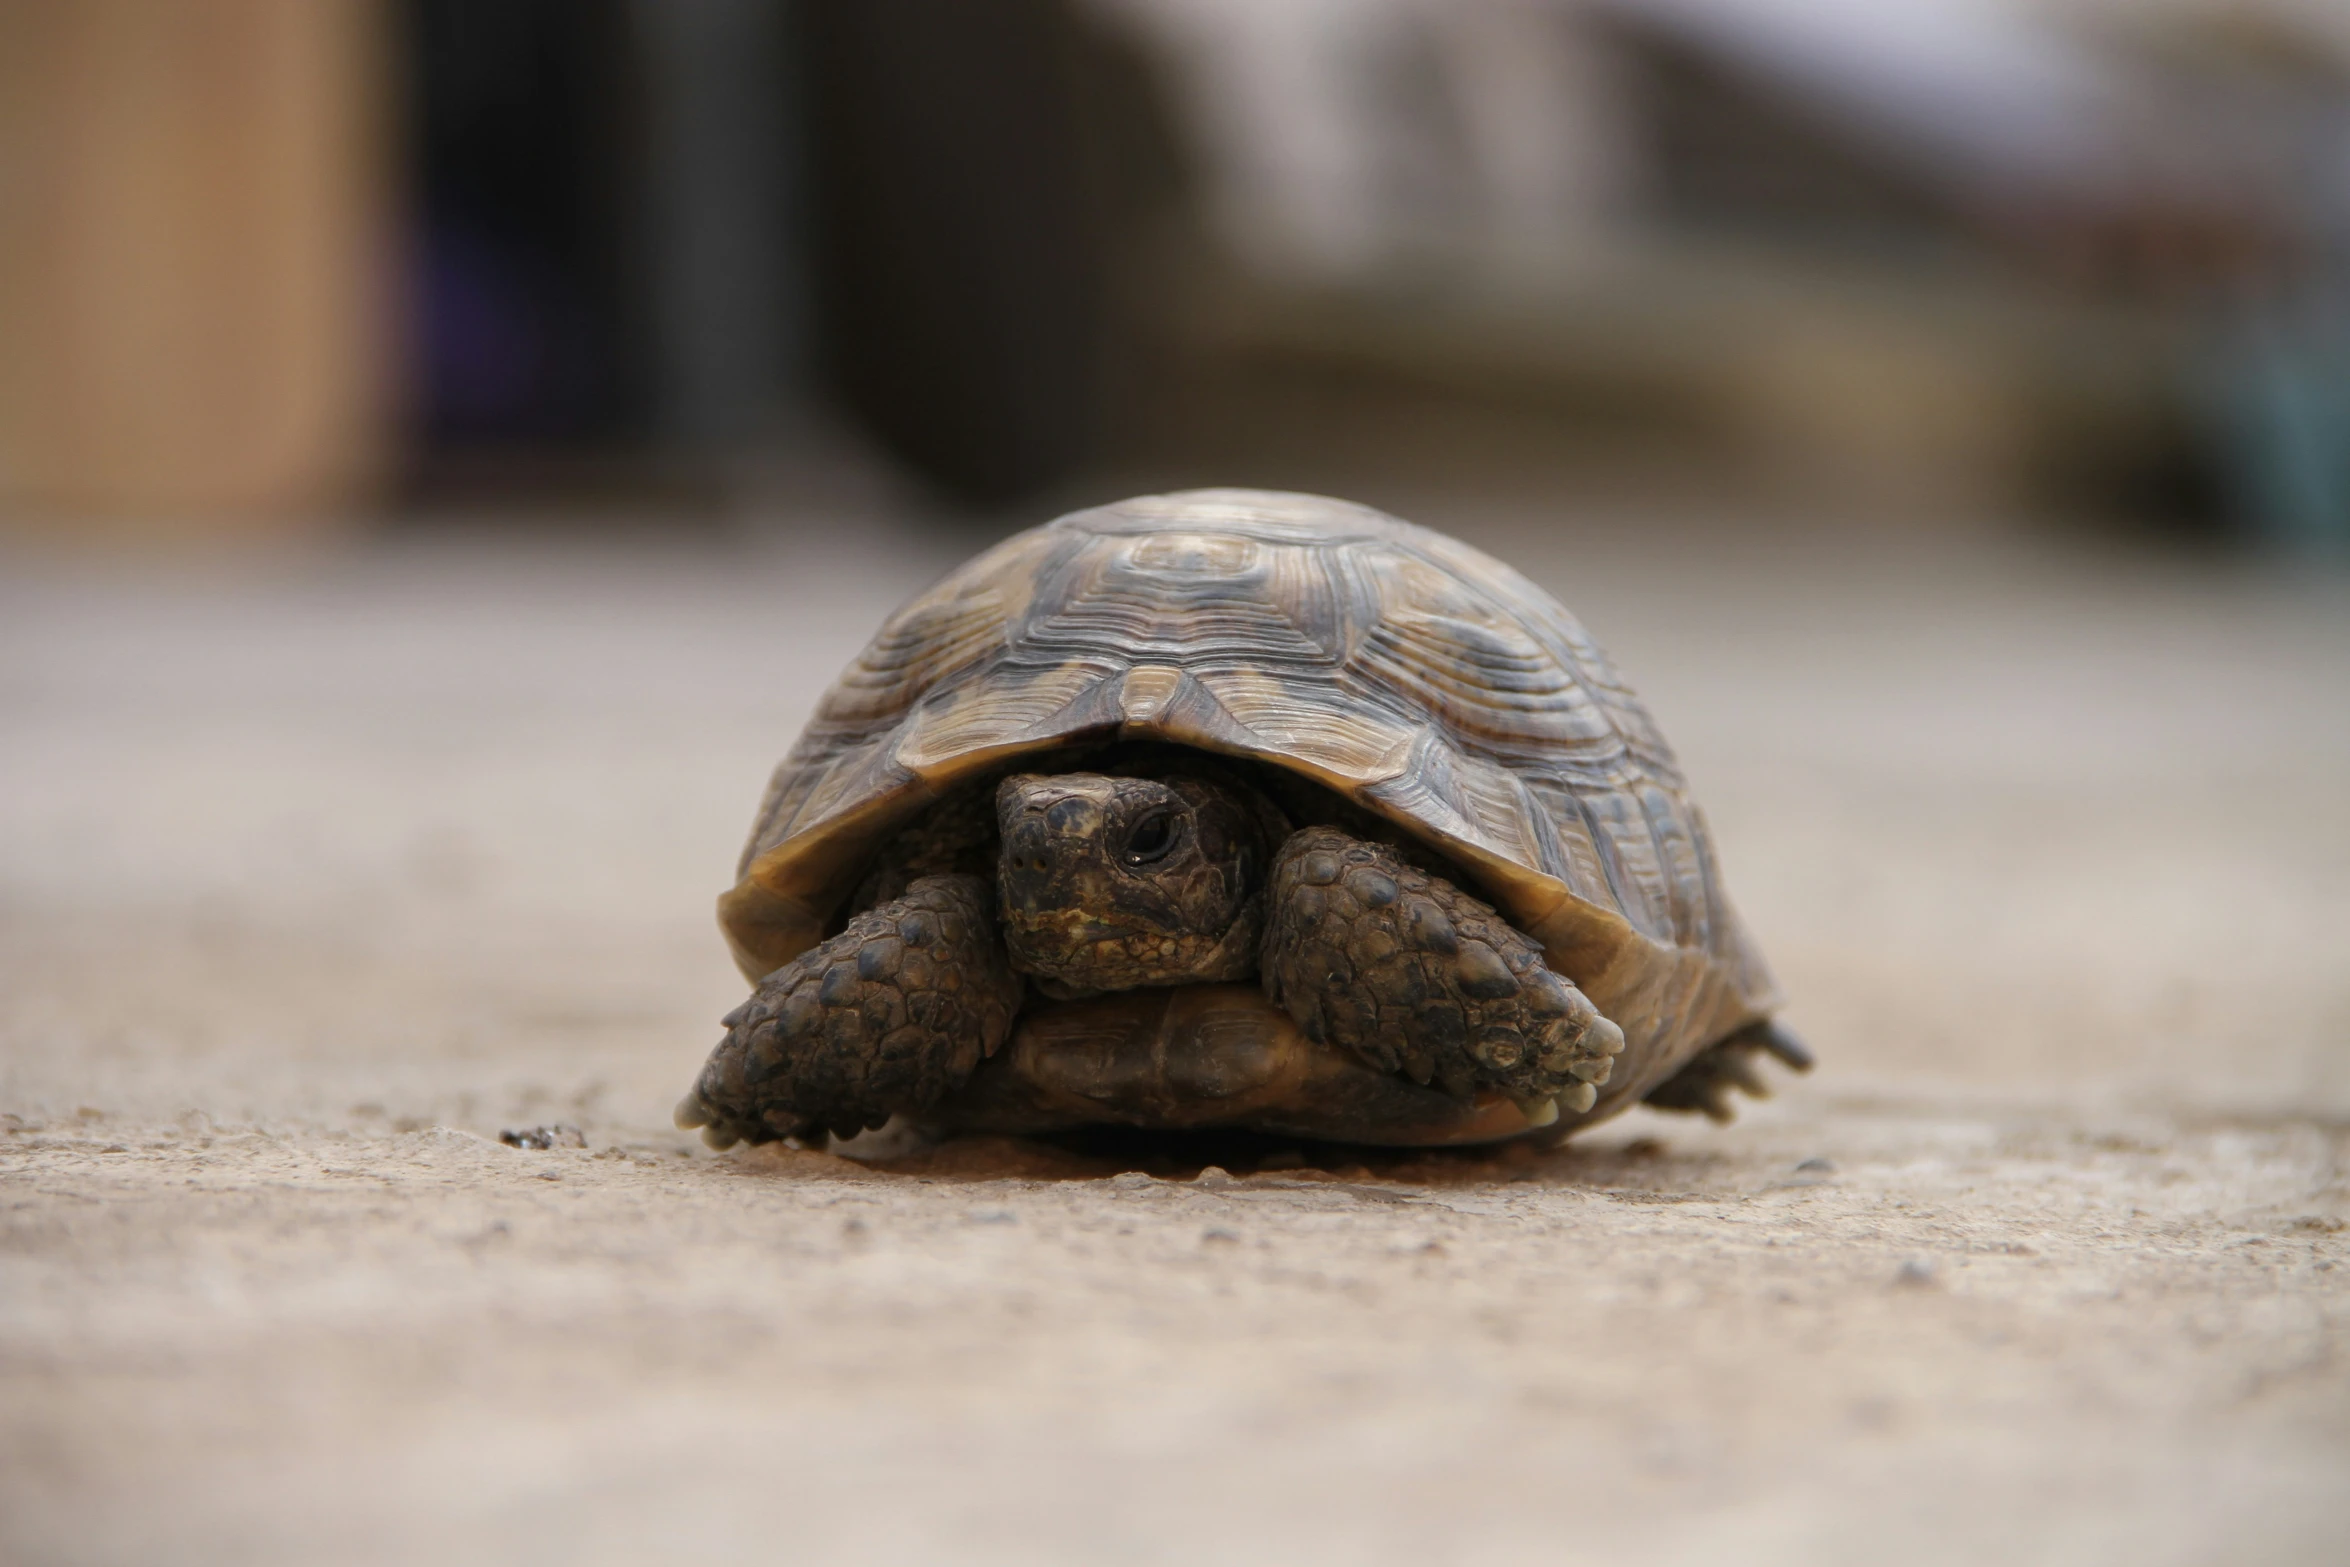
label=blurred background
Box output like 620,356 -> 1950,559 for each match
4,0 -> 2350,548
6,9 -> 2350,1563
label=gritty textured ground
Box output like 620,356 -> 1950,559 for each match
2,507 -> 2346,1566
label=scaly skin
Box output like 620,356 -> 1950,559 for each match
676,875 -> 1021,1146
1261,826 -> 1624,1114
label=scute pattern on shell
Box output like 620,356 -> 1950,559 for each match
723,490 -> 1777,1113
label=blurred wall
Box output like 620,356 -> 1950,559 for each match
1,0 -> 2343,546
794,0 -> 1107,505
0,0 -> 392,530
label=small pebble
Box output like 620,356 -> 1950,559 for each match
500,1124 -> 585,1151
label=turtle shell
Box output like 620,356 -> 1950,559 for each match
722,489 -> 1779,1117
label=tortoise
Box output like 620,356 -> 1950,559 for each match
678,488 -> 1805,1151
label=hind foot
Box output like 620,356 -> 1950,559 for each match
675,875 -> 1021,1148
1641,1019 -> 1812,1122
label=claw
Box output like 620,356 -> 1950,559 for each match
673,1093 -> 711,1131
1560,1081 -> 1598,1114
1585,1015 -> 1626,1056
1514,1096 -> 1561,1129
1758,1021 -> 1813,1072
1721,1054 -> 1772,1099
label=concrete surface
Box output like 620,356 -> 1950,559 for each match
2,508 -> 2346,1565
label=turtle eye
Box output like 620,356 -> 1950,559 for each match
1122,808 -> 1180,866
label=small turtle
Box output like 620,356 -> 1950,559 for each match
679,490 -> 1805,1149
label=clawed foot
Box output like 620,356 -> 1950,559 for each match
1640,1019 -> 1811,1122
1261,826 -> 1626,1121
675,875 -> 1022,1148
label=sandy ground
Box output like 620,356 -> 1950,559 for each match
2,506 -> 2346,1566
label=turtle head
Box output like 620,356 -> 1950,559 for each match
994,771 -> 1279,994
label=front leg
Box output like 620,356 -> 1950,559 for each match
1261,826 -> 1625,1120
675,875 -> 1021,1148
